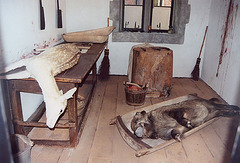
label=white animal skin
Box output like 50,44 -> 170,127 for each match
0,43 -> 82,128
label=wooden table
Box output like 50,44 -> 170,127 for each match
6,42 -> 106,147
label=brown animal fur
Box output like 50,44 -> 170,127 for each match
131,97 -> 240,141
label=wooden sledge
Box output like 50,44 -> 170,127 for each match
62,26 -> 115,43
110,94 -> 219,157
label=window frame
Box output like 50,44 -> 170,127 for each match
122,0 -> 145,32
150,0 -> 174,33
110,0 -> 191,44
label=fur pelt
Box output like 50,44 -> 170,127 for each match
131,97 -> 240,141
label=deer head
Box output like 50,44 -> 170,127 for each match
45,87 -> 77,128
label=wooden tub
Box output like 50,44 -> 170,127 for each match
62,26 -> 115,43
110,94 -> 218,157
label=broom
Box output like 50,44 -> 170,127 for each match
191,26 -> 208,81
98,18 -> 110,80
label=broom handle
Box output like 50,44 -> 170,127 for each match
106,18 -> 110,49
107,17 -> 109,27
198,26 -> 208,58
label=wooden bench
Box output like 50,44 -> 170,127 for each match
6,42 -> 106,147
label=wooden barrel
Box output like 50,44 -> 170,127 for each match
125,87 -> 146,106
124,83 -> 147,106
131,47 -> 173,97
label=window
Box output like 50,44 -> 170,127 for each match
122,0 -> 174,33
151,0 -> 174,32
110,0 -> 190,44
122,0 -> 144,32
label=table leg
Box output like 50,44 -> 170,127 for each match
68,84 -> 79,146
92,63 -> 97,84
8,80 -> 25,135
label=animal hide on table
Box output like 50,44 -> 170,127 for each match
0,43 -> 82,128
131,97 -> 240,141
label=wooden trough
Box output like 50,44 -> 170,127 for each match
62,26 -> 115,43
110,94 -> 218,157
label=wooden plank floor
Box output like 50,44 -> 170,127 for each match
31,76 -> 239,163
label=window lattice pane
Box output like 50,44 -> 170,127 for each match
162,0 -> 172,7
152,7 -> 171,30
153,0 -> 161,7
125,0 -> 143,5
153,0 -> 172,7
124,6 -> 143,29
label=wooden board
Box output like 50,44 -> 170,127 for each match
112,94 -> 219,157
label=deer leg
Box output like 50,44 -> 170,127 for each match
0,70 -> 31,79
0,59 -> 26,74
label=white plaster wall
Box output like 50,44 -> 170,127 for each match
66,0 -> 211,77
0,0 -> 66,120
66,0 -> 109,32
202,0 -> 240,106
66,0 -> 110,72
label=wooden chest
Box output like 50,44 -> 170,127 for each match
131,47 -> 173,97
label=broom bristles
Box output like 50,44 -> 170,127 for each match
191,58 -> 201,81
191,26 -> 208,81
98,49 -> 110,80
